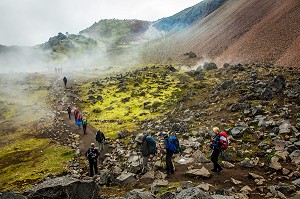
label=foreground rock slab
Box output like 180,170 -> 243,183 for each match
24,176 -> 99,199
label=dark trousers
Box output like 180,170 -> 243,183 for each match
88,159 -> 98,177
166,150 -> 174,173
83,124 -> 87,134
64,81 -> 67,87
68,112 -> 71,119
211,148 -> 222,171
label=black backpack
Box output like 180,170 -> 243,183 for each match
86,148 -> 97,159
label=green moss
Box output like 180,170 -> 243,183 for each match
0,138 -> 75,192
77,67 -> 189,137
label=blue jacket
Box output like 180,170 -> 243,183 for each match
210,134 -> 220,150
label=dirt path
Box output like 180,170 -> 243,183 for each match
50,75 -> 107,156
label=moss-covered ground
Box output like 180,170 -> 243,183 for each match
0,73 -> 75,192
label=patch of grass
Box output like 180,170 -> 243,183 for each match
77,67 -> 194,138
0,138 -> 75,192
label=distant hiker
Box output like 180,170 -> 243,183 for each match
85,143 -> 100,177
66,105 -> 72,119
76,113 -> 82,129
161,132 -> 181,175
73,109 -> 79,122
55,67 -> 57,73
63,77 -> 67,87
95,130 -> 105,151
209,127 -> 224,172
139,132 -> 157,174
82,117 -> 87,134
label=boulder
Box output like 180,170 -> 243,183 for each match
0,191 -> 27,199
24,176 -> 99,199
289,150 -> 300,165
116,172 -> 137,186
185,167 -> 211,178
292,178 -> 300,186
240,158 -> 255,168
124,189 -> 155,199
175,187 -> 213,199
192,150 -> 210,163
269,156 -> 282,170
231,125 -> 249,138
160,192 -> 176,199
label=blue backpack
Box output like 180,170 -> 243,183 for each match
146,136 -> 157,155
167,135 -> 181,154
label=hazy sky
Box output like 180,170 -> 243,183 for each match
0,0 -> 202,46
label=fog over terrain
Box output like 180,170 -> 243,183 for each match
0,0 -> 202,46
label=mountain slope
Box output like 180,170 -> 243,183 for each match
142,0 -> 300,67
153,0 -> 226,32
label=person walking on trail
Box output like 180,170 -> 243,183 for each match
66,105 -> 72,119
95,130 -> 105,151
85,143 -> 100,177
76,113 -> 82,129
82,117 -> 87,134
63,77 -> 67,87
139,130 -> 157,174
209,127 -> 223,172
161,132 -> 174,175
73,109 -> 79,122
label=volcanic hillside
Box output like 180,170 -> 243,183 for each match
141,0 -> 300,67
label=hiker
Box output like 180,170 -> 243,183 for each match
73,109 -> 79,122
63,77 -> 67,87
76,113 -> 82,129
82,117 -> 87,134
162,132 -> 174,175
140,132 -> 157,174
209,127 -> 223,172
85,143 -> 100,177
66,105 -> 72,119
95,130 -> 105,151
161,132 -> 181,175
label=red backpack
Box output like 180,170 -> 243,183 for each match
219,131 -> 229,150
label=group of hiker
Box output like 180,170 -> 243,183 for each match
84,126 -> 228,177
138,131 -> 181,175
66,105 -> 88,133
138,127 -> 229,176
63,78 -> 229,177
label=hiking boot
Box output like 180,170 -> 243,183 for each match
217,168 -> 223,172
211,169 -> 218,172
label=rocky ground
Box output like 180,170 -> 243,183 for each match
1,63 -> 300,199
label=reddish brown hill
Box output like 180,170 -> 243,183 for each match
142,0 -> 300,67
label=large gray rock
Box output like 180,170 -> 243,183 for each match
192,150 -> 210,163
269,75 -> 286,92
230,126 -> 249,138
292,178 -> 300,186
160,192 -> 175,199
289,150 -> 300,165
95,169 -> 111,185
240,158 -> 255,168
175,187 -> 213,199
124,189 -> 155,199
116,172 -> 137,186
0,192 -> 27,199
24,176 -> 99,199
185,167 -> 211,178
269,156 -> 282,170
